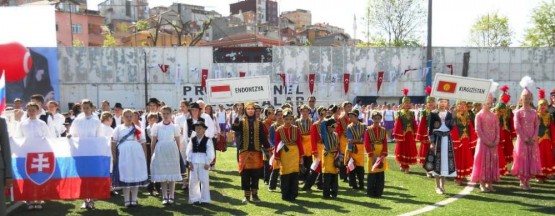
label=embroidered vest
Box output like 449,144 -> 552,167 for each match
192,136 -> 209,153
296,118 -> 312,135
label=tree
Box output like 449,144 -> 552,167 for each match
522,1 -> 555,47
469,12 -> 512,47
364,0 -> 426,47
103,33 -> 117,47
136,20 -> 150,31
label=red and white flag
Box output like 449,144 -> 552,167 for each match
239,71 -> 246,77
446,64 -> 453,75
201,69 -> 208,91
377,71 -> 384,93
343,73 -> 350,94
279,73 -> 287,86
210,85 -> 231,99
308,73 -> 315,94
371,156 -> 384,171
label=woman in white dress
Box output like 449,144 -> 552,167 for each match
150,106 -> 182,205
112,109 -> 148,207
68,99 -> 102,209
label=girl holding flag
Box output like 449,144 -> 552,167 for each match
364,111 -> 388,197
302,106 -> 327,191
320,117 -> 341,199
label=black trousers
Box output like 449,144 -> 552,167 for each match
323,173 -> 338,198
269,169 -> 280,190
280,172 -> 299,201
367,172 -> 385,197
241,169 -> 261,191
349,166 -> 365,189
302,170 -> 318,190
339,166 -> 347,181
300,156 -> 313,181
263,160 -> 271,184
146,144 -> 160,192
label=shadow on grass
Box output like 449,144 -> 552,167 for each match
253,198 -> 313,214
10,201 -> 76,216
462,193 -> 555,214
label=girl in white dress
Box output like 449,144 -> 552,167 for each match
112,109 -> 148,207
150,106 -> 182,205
68,99 -> 103,209
15,102 -> 53,211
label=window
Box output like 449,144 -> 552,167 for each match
72,24 -> 82,33
125,1 -> 131,17
56,23 -> 58,31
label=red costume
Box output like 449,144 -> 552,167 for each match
451,110 -> 477,180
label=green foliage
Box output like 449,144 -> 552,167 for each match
136,20 -> 150,31
522,1 -> 555,47
364,0 -> 426,47
469,12 -> 512,47
357,36 -> 422,47
116,23 -> 129,33
102,33 -> 117,47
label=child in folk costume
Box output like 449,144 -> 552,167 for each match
512,76 -> 542,190
425,98 -> 456,195
15,102 -> 54,211
145,113 -> 162,195
262,106 -> 275,185
68,100 -> 103,209
112,109 -> 149,207
536,89 -> 555,182
335,101 -> 352,181
451,100 -> 477,185
150,106 -> 182,205
472,86 -> 501,192
345,109 -> 366,190
493,85 -> 515,175
302,106 -> 328,191
231,102 -> 271,203
296,104 -> 313,182
417,86 -> 435,177
274,108 -> 304,201
393,89 -> 418,174
186,121 -> 215,204
320,117 -> 341,199
268,109 -> 283,192
364,111 -> 388,197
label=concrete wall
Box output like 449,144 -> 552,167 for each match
57,47 -> 555,110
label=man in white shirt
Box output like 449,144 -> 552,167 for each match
307,96 -> 319,122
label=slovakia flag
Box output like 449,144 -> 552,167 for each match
10,137 -> 111,200
0,71 -> 5,116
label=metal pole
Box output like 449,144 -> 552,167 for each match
144,50 -> 148,105
425,0 -> 433,87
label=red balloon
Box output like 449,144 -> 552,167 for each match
0,42 -> 33,82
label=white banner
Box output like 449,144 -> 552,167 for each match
206,76 -> 271,104
431,74 -> 492,103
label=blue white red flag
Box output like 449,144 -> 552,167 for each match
0,71 -> 5,116
10,137 -> 111,200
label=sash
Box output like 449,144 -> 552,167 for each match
117,127 -> 137,147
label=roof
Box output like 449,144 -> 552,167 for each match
202,33 -> 281,47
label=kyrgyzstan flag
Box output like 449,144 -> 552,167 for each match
211,85 -> 232,98
437,81 -> 457,93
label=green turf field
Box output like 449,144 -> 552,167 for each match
9,143 -> 555,215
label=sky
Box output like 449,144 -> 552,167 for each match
87,0 -> 545,47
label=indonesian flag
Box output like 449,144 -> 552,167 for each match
437,81 -> 457,93
0,71 -> 5,116
371,156 -> 384,171
346,158 -> 355,174
201,69 -> 208,91
343,73 -> 350,94
310,157 -> 321,173
446,64 -> 453,75
239,71 -> 246,77
308,73 -> 315,94
377,71 -> 384,93
210,85 -> 232,99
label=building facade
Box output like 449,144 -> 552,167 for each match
280,9 -> 311,32
230,0 -> 278,26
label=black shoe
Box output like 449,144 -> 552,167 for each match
252,194 -> 261,202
